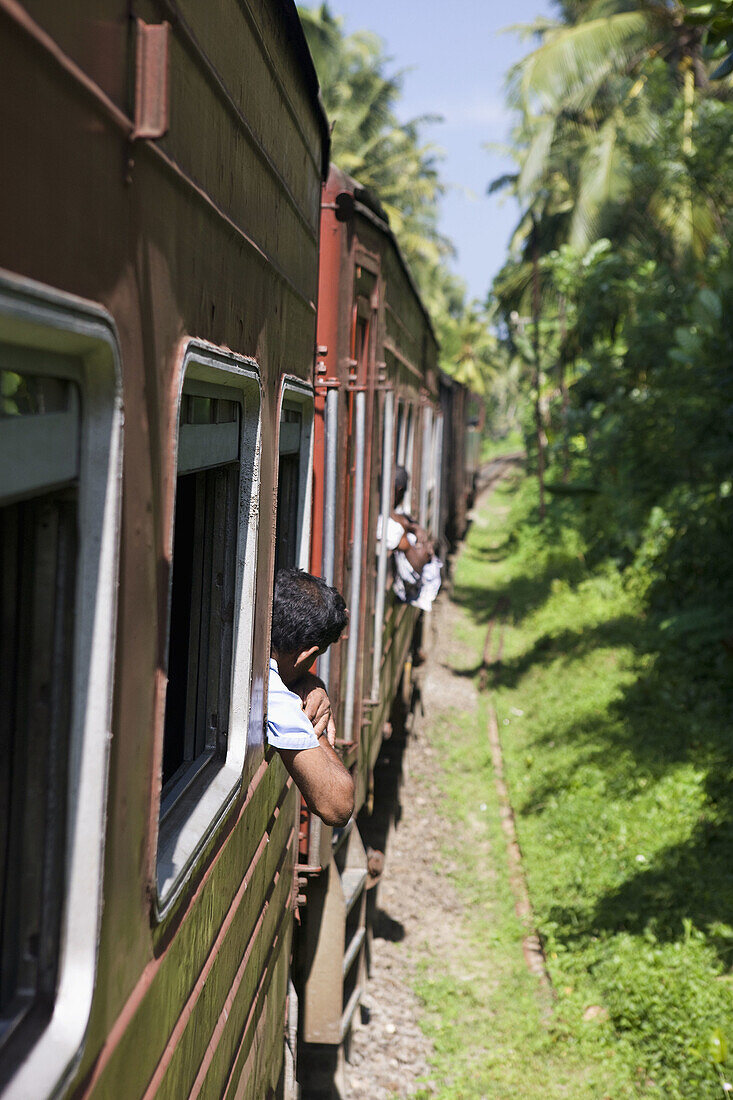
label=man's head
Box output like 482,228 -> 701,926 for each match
394,465 -> 408,509
271,568 -> 348,682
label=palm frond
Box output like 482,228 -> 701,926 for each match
517,12 -> 650,114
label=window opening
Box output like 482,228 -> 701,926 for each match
0,281 -> 121,1100
0,362 -> 79,1051
161,386 -> 240,807
395,402 -> 404,467
156,349 -> 260,908
354,318 -> 368,370
275,406 -> 303,573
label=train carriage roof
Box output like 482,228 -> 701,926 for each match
283,0 -> 331,178
326,164 -> 439,350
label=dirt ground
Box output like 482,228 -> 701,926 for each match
342,584 -> 479,1099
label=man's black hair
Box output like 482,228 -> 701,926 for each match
394,466 -> 409,495
272,568 -> 348,655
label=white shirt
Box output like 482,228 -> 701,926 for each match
267,658 -> 319,751
376,514 -> 406,551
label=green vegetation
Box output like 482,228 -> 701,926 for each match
298,3 -> 504,396
300,0 -> 733,1091
489,0 -> 733,687
413,705 -> 635,1098
416,470 -> 733,1097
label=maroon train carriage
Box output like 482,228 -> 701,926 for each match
0,3 -> 328,1097
294,165 -> 446,1072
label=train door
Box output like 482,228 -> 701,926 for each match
0,278 -> 122,1099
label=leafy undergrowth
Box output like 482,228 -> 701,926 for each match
415,468 -> 733,1098
480,428 -> 524,463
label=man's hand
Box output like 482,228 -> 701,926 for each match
293,672 -> 337,746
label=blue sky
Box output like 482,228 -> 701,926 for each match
324,0 -> 555,302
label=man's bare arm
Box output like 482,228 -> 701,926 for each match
388,511 -> 432,569
293,672 -> 336,745
278,740 -> 354,827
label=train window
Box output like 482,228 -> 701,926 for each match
395,401 -> 404,466
275,382 -> 314,574
1,371 -> 79,1053
394,401 -> 415,512
431,412 -> 444,540
371,389 -> 396,696
419,406 -> 435,530
0,277 -> 121,1098
157,347 -> 261,908
161,387 -> 240,793
276,407 -> 303,571
405,405 -> 416,479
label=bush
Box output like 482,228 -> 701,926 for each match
594,931 -> 733,1097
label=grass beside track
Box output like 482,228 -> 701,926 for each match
413,466 -> 733,1099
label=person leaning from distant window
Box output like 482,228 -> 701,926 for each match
267,567 -> 354,827
378,466 -> 443,610
381,465 -> 433,574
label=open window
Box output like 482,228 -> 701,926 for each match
371,389 -> 396,699
430,411 -> 444,541
395,401 -> 415,513
0,275 -> 122,1098
275,380 -> 314,573
419,405 -> 435,531
157,346 -> 261,908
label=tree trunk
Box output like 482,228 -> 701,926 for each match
532,219 -> 546,520
558,295 -> 570,483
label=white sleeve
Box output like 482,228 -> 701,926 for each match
267,667 -> 320,751
377,514 -> 405,551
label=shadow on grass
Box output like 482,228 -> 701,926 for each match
453,556 -> 585,630
493,614 -> 640,690
456,501 -> 733,969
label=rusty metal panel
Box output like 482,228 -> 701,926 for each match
300,825 -> 368,1046
133,20 -> 169,140
0,0 -> 325,1094
19,0 -> 130,110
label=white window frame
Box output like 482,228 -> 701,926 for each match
394,399 -> 415,513
431,411 -> 444,541
155,342 -> 261,912
371,389 -> 396,699
419,405 -> 434,529
276,377 -> 314,571
0,272 -> 123,1100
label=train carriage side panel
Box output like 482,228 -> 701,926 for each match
0,2 -> 327,1097
299,166 -> 439,1060
359,204 -> 439,789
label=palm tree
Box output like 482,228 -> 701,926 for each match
502,0 -> 728,260
298,4 -> 451,279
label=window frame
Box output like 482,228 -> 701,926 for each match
155,342 -> 262,914
0,272 -> 123,1100
276,376 -> 314,573
395,399 -> 416,512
